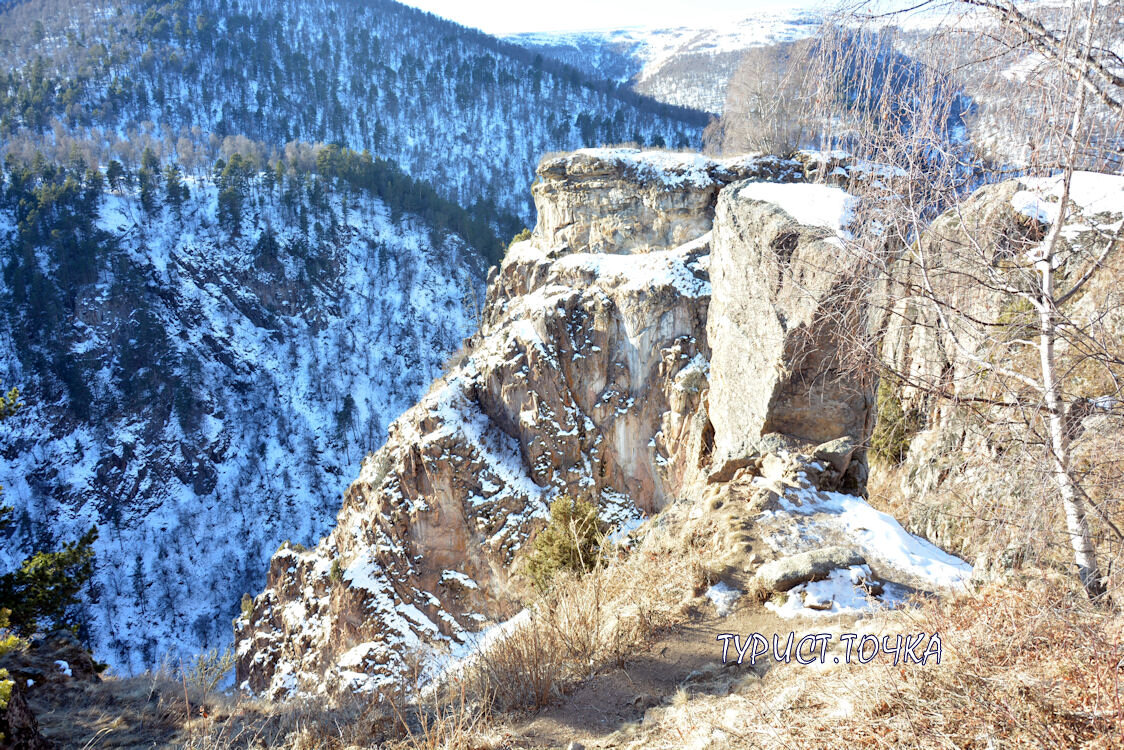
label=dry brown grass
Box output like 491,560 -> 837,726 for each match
468,514 -> 711,712
37,505 -> 1124,750
781,583 -> 1121,748
609,581 -> 1122,750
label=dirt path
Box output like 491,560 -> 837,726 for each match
509,601 -> 839,749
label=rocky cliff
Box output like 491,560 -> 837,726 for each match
877,173 -> 1124,565
235,148 -> 952,698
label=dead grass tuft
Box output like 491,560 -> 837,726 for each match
615,582 -> 1123,749
468,515 -> 711,712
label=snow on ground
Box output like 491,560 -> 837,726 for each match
424,608 -> 532,687
554,232 -> 712,298
1012,171 -> 1124,266
566,148 -> 759,189
756,472 -> 973,620
1014,171 -> 1124,226
705,581 -> 742,616
765,565 -> 915,620
440,570 -> 480,590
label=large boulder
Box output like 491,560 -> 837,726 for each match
879,174 -> 1124,504
706,181 -> 875,485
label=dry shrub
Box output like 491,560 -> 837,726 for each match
177,515 -> 709,747
469,518 -> 709,711
383,682 -> 501,750
525,495 -> 607,592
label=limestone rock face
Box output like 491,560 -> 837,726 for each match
706,181 -> 874,484
871,174 -> 1124,570
532,149 -> 802,256
235,148 -> 884,699
234,150 -> 745,698
879,175 -> 1124,500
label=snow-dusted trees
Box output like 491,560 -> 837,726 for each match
0,0 -> 704,228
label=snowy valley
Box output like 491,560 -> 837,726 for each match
0,1 -> 1122,748
0,157 -> 486,670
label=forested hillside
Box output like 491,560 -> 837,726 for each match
0,0 -> 705,229
0,143 -> 487,670
0,0 -> 710,671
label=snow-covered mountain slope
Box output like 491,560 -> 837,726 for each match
0,0 -> 710,674
0,0 -> 705,230
0,162 -> 486,672
505,10 -> 823,114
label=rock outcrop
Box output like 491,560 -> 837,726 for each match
0,682 -> 50,750
877,172 -> 1124,561
707,180 -> 873,488
532,149 -> 803,256
235,149 -> 888,698
0,630 -> 101,750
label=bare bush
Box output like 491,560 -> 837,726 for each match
710,40 -> 818,155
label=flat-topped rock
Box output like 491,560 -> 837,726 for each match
706,180 -> 874,491
755,546 -> 867,592
533,148 -> 804,256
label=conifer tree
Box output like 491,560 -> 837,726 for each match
137,147 -> 161,214
0,387 -> 97,635
105,160 -> 125,191
163,163 -> 186,214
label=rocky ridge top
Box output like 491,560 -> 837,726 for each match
234,148 -> 967,699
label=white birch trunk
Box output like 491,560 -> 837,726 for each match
1038,257 -> 1106,599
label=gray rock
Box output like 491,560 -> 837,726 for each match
706,184 -> 874,476
708,433 -> 805,483
812,436 -> 857,475
755,546 -> 866,592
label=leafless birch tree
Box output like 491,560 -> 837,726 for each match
813,0 -> 1124,600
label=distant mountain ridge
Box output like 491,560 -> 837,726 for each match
0,0 -> 707,229
505,10 -> 823,114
